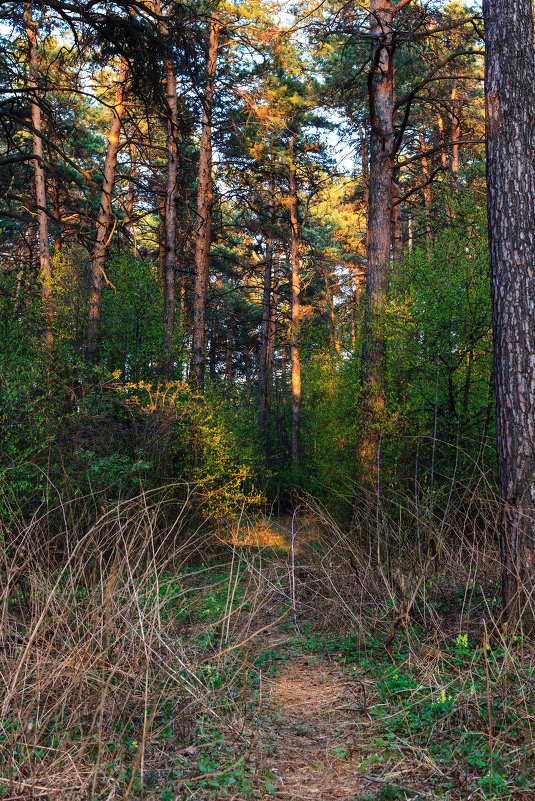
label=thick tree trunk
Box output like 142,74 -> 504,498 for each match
259,181 -> 275,450
289,135 -> 301,470
27,9 -> 53,350
484,0 -> 535,620
360,0 -> 396,478
191,15 -> 220,388
87,58 -> 128,361
155,0 -> 180,380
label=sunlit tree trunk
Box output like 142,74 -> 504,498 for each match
360,0 -> 396,479
259,180 -> 275,451
87,58 -> 128,361
289,134 -> 301,469
484,0 -> 535,620
191,14 -> 220,388
27,8 -> 52,351
450,82 -> 460,174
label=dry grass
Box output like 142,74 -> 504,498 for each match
0,487 -> 286,800
2,475 -> 535,800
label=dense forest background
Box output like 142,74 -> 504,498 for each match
1,0 -> 489,523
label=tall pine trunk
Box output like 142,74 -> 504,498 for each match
484,0 -> 535,619
27,8 -> 52,351
191,15 -> 220,388
360,0 -> 395,478
87,58 -> 128,360
289,134 -> 301,470
259,180 -> 275,452
155,0 -> 180,380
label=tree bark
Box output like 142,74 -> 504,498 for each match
450,82 -> 460,174
87,58 -> 128,361
191,14 -> 220,388
484,0 -> 535,620
259,180 -> 275,451
289,134 -> 301,470
360,0 -> 396,478
155,0 -> 180,380
27,8 -> 53,351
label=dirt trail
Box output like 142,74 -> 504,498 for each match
258,655 -> 372,800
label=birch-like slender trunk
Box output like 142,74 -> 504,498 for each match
27,8 -> 52,350
87,58 -> 128,360
191,15 -> 220,388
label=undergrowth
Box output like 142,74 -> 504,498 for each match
1,479 -> 535,800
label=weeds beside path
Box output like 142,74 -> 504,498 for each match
2,505 -> 535,800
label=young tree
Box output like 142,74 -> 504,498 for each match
483,0 -> 535,619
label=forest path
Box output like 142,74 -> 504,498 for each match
230,517 -> 376,800
258,653 -> 372,800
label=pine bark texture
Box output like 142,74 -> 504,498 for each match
191,15 -> 220,388
483,0 -> 535,619
360,0 -> 395,476
27,9 -> 53,350
87,58 -> 128,360
289,135 -> 301,469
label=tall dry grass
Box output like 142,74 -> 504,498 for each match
0,486 -> 286,799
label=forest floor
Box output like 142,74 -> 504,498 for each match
3,513 -> 534,801
163,518 -> 534,801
